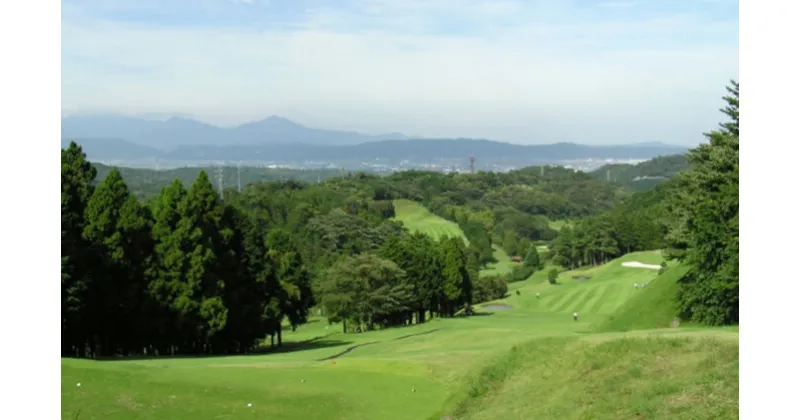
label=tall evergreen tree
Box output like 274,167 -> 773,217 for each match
438,237 -> 472,316
61,142 -> 97,356
149,180 -> 189,352
666,80 -> 739,325
523,246 -> 543,270
82,169 -> 146,355
174,171 -> 229,352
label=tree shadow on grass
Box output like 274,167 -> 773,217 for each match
316,341 -> 380,361
467,311 -> 496,317
86,335 -> 354,362
392,328 -> 441,341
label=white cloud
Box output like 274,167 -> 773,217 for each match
61,0 -> 739,144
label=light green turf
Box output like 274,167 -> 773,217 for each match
548,219 -> 573,230
479,245 -> 518,277
62,251 -> 737,420
594,262 -> 689,332
446,335 -> 738,420
392,199 -> 467,242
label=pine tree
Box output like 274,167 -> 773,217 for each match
666,80 -> 739,325
173,171 -> 229,352
61,142 -> 97,356
523,246 -> 543,270
83,168 -> 144,355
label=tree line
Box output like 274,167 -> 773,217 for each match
62,150 -> 509,358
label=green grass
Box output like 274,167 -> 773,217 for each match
548,219 -> 573,231
446,335 -> 738,420
594,262 -> 689,332
392,199 -> 467,242
479,245 -> 518,277
62,251 -> 738,420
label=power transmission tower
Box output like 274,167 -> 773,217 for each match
469,156 -> 476,174
540,165 -> 544,176
237,163 -> 242,192
215,164 -> 225,200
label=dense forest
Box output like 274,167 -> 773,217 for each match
590,154 -> 689,191
92,163 -> 351,200
61,81 -> 739,358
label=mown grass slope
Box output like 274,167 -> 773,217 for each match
479,244 -> 516,277
392,199 -> 467,242
61,251 -> 737,420
594,263 -> 689,332
444,335 -> 738,420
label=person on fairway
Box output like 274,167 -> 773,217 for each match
573,312 -> 579,321
536,292 -> 540,299
634,282 -> 639,289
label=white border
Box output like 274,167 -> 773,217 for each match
0,0 -> 780,418
740,0 -> 800,418
0,0 -> 61,419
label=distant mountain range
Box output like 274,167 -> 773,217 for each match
61,114 -> 690,165
62,115 -> 411,150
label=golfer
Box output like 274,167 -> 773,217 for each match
573,312 -> 579,321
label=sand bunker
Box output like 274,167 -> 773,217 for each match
621,261 -> 661,270
483,304 -> 513,311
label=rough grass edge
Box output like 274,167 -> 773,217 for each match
427,336 -> 574,420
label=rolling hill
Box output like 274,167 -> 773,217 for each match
591,154 -> 689,191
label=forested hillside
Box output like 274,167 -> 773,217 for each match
92,163 -> 349,199
591,154 -> 690,191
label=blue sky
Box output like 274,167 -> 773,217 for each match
61,0 -> 739,145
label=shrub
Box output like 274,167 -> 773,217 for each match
473,275 -> 509,303
507,266 -> 535,283
547,268 -> 559,285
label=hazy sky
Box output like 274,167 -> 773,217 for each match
62,0 -> 739,145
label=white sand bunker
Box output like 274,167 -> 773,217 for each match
621,261 -> 661,270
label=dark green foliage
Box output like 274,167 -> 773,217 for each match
591,154 -> 690,191
439,236 -> 474,316
549,184 -> 671,269
665,81 -> 739,326
60,165 -> 319,357
508,266 -> 535,283
92,163 -> 347,200
547,268 -> 559,285
523,246 -> 543,270
61,142 -> 98,356
318,254 -> 414,332
472,276 -> 509,304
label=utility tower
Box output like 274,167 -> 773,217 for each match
237,163 -> 242,192
540,165 -> 545,176
469,156 -> 476,174
215,164 -> 225,200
